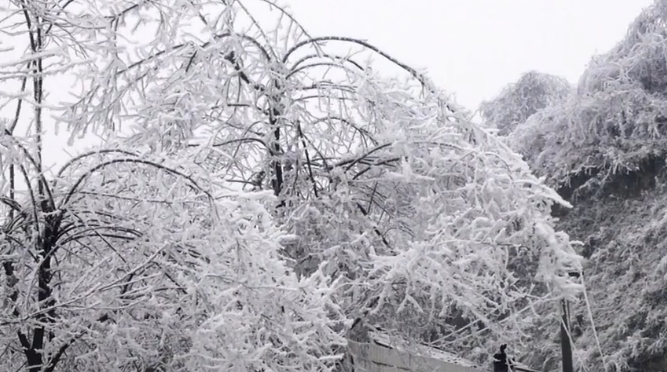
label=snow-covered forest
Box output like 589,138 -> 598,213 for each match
0,0 -> 663,371
480,1 -> 667,371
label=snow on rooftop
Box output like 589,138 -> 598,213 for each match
368,331 -> 480,368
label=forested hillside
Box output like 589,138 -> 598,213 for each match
481,1 -> 667,371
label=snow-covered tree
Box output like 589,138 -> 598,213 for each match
508,0 -> 667,195
477,2 -> 667,371
1,3 -> 347,370
0,141 -> 347,372
480,71 -> 572,136
1,0 -> 585,368
53,0 -> 585,361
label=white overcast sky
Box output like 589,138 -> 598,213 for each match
286,0 -> 653,109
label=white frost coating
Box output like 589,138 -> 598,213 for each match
0,0 -> 584,369
480,71 -> 572,136
0,147 -> 347,372
480,2 -> 667,370
63,0 -> 581,357
368,331 -> 479,368
508,0 -> 667,187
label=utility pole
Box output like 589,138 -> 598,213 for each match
561,272 -> 581,372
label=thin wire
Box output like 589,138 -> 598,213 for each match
582,276 -> 608,372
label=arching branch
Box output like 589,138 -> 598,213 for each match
289,53 -> 365,72
286,62 -> 361,80
56,149 -> 138,180
118,32 -> 272,76
283,36 -> 426,85
283,36 -> 460,114
61,158 -> 212,208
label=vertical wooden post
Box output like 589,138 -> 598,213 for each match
560,299 -> 573,372
561,271 -> 580,372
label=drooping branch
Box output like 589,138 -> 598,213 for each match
118,32 -> 272,76
283,36 -> 461,115
61,158 -> 212,208
56,149 -> 138,180
289,53 -> 365,72
283,37 -> 425,84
